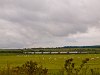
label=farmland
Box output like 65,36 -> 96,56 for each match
0,54 -> 100,69
0,47 -> 100,75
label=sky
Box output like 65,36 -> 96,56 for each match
0,0 -> 100,48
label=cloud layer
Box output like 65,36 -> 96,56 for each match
0,0 -> 100,48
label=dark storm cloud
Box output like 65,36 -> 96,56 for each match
0,0 -> 100,48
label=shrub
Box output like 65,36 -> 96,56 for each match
0,60 -> 48,75
64,58 -> 89,75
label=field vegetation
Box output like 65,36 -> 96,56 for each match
0,47 -> 100,75
0,54 -> 100,75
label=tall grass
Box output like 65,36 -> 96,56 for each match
0,59 -> 100,75
0,60 -> 48,75
64,58 -> 100,75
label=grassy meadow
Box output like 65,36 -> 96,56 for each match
0,54 -> 100,69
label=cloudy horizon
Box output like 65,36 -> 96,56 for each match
0,0 -> 100,48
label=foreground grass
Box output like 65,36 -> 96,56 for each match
0,54 -> 100,69
0,54 -> 100,75
0,57 -> 100,75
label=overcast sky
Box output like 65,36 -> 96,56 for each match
0,0 -> 100,48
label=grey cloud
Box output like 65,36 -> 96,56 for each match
0,0 -> 100,48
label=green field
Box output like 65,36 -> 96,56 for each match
0,54 -> 100,69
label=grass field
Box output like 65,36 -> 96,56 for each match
0,54 -> 100,69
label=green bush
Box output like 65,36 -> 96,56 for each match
0,60 -> 48,75
64,58 -> 90,75
64,58 -> 100,75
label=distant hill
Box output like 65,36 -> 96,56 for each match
63,45 -> 100,48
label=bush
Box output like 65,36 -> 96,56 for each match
0,60 -> 48,75
64,58 -> 90,75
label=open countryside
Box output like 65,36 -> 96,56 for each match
0,47 -> 100,75
0,0 -> 100,75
